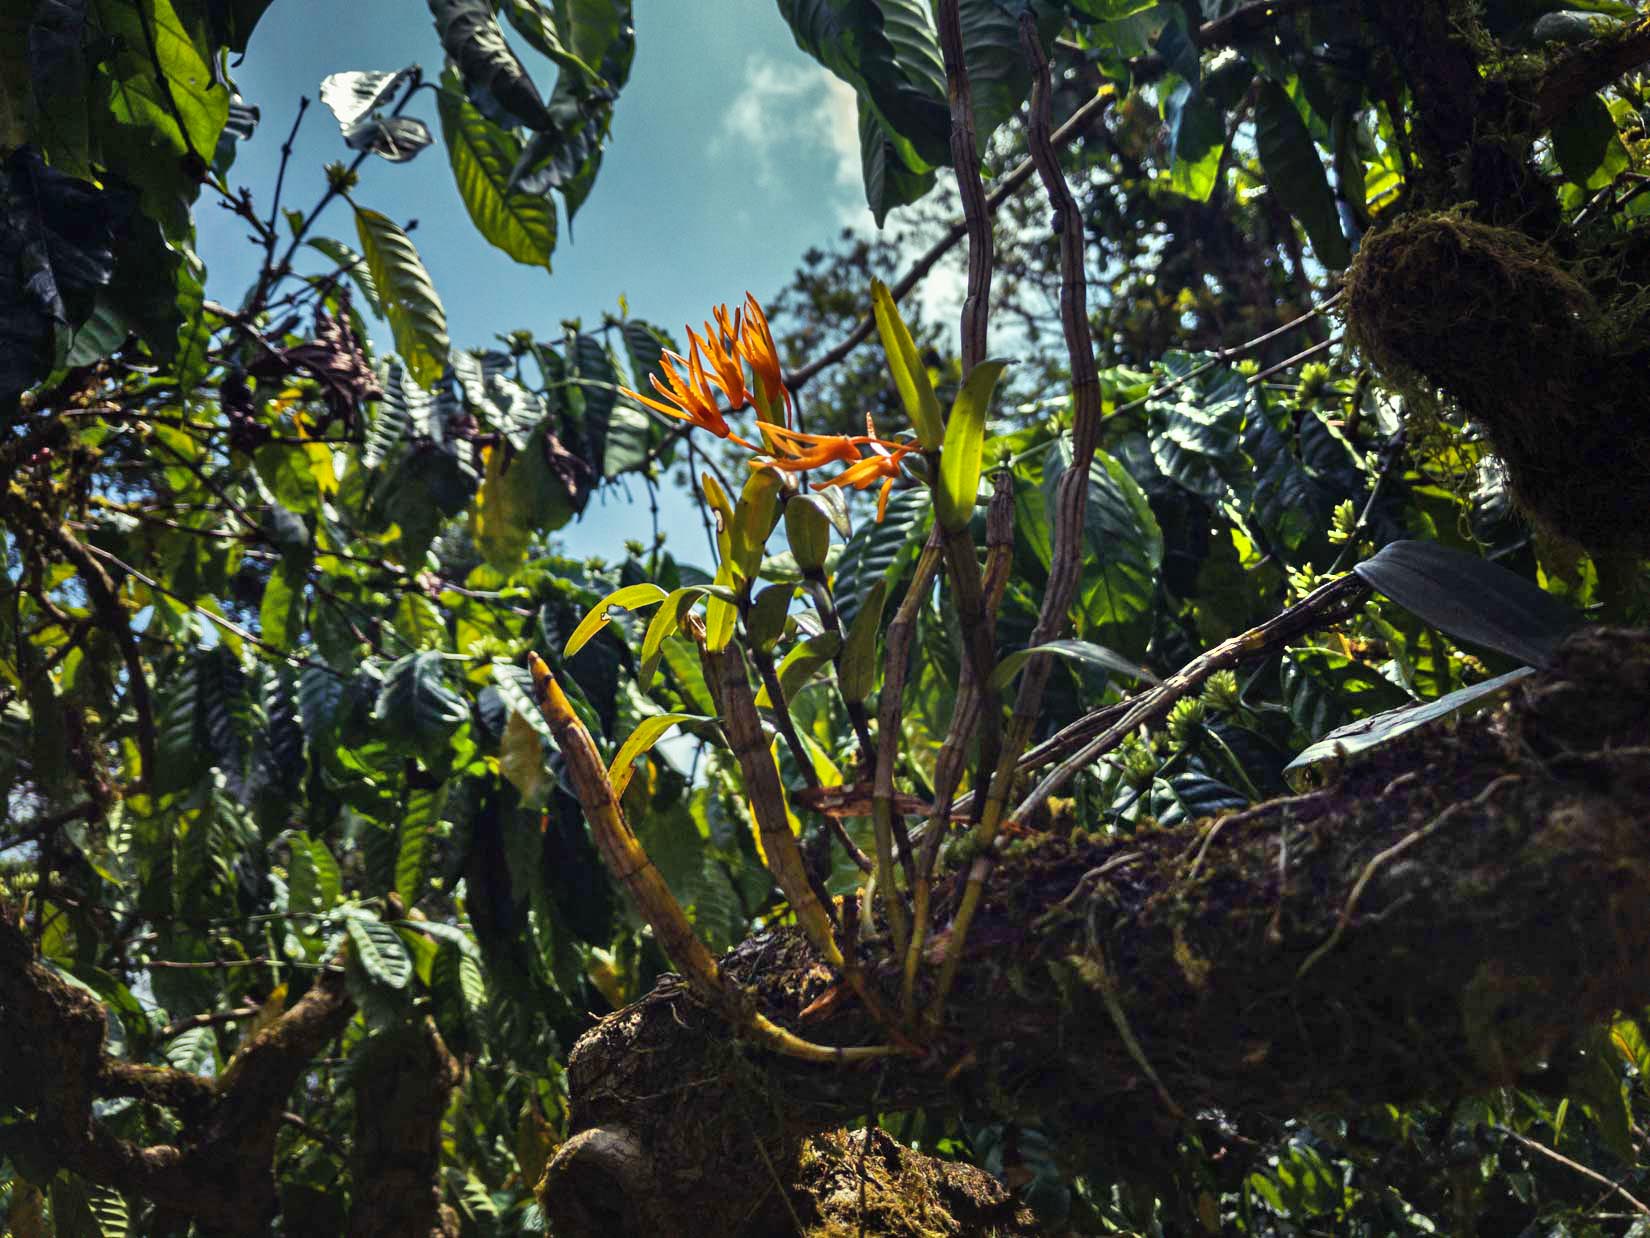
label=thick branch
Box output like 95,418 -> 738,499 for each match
552,628 -> 1650,1234
0,913 -> 354,1235
1534,17 -> 1650,132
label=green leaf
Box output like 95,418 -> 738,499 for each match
990,639 -> 1159,694
396,780 -> 448,905
258,557 -> 306,652
834,486 -> 930,634
428,0 -> 555,129
1550,92 -> 1629,190
775,0 -> 949,168
936,357 -> 1008,531
859,96 -> 936,227
1165,82 -> 1225,203
1352,540 -> 1580,668
871,278 -> 944,449
837,577 -> 888,704
1283,667 -> 1533,786
288,832 -> 342,915
94,0 -> 230,162
345,913 -> 413,989
1254,80 -> 1350,270
353,206 -> 450,388
1042,443 -> 1163,635
730,467 -> 783,580
757,632 -> 842,707
374,651 -> 470,747
608,712 -> 707,798
1070,0 -> 1158,16
565,583 -> 668,658
163,1024 -> 216,1074
437,74 -> 557,268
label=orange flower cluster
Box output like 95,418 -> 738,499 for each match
620,295 -> 917,521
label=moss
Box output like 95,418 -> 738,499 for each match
1344,212 -> 1650,554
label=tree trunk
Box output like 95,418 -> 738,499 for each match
541,628 -> 1650,1235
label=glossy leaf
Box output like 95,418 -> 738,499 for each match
1284,667 -> 1534,785
607,712 -> 708,799
565,583 -> 667,658
1353,540 -> 1580,667
989,639 -> 1159,694
837,576 -> 887,704
1550,92 -> 1629,190
428,0 -> 555,130
345,913 -> 413,989
936,358 -> 1008,531
437,74 -> 557,268
1254,80 -> 1350,270
354,207 -> 450,388
871,278 -> 944,449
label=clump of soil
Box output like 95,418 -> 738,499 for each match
1344,213 -> 1650,554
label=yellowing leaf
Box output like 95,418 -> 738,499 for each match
564,583 -> 668,659
607,712 -> 708,799
499,707 -> 550,805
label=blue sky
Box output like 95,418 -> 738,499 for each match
196,0 -> 882,559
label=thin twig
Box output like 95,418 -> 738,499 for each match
1014,573 -> 1372,826
1297,774 -> 1522,980
1498,1125 -> 1650,1216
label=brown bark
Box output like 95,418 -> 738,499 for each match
347,1016 -> 463,1238
0,927 -> 354,1235
542,628 -> 1650,1235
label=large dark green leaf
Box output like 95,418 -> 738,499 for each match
859,95 -> 935,226
94,0 -> 230,162
344,911 -> 413,989
776,0 -> 949,167
428,0 -> 555,130
1165,82 -> 1224,203
1043,442 -> 1163,635
436,73 -> 557,268
396,779 -> 448,905
375,650 -> 470,747
0,146 -> 123,392
1352,540 -> 1580,667
1148,359 -> 1246,497
1254,80 -> 1350,270
354,206 -> 450,388
1550,92 -> 1629,190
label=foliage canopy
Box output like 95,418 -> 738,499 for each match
5,0 -> 1650,1234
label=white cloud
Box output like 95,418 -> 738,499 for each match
713,57 -> 864,207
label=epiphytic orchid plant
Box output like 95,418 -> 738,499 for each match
523,274 -> 1018,1059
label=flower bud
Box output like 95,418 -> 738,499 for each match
784,494 -> 833,574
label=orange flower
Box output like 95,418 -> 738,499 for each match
698,305 -> 749,410
812,443 -> 914,521
750,423 -> 874,473
763,417 -> 915,522
620,334 -> 757,449
738,292 -> 791,422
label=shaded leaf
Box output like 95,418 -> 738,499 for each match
1353,540 -> 1580,667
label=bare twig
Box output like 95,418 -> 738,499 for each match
1498,1125 -> 1650,1216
